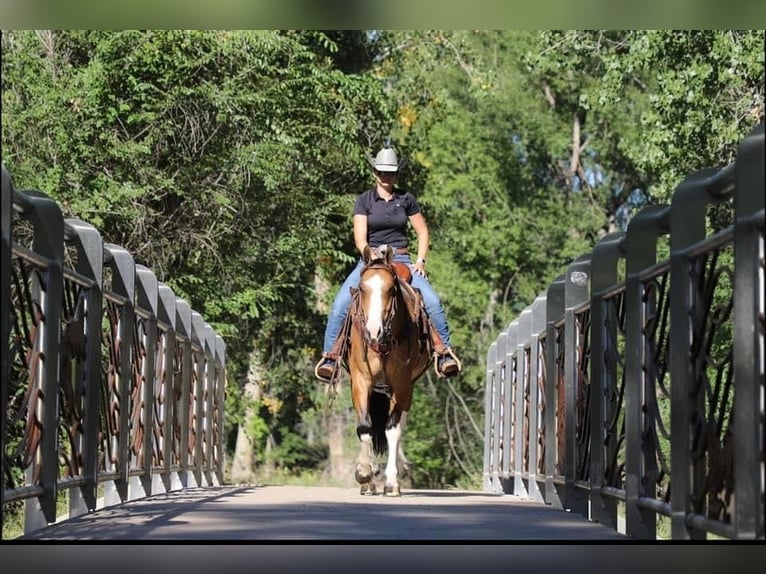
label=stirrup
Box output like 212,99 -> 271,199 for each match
434,348 -> 462,378
315,354 -> 338,383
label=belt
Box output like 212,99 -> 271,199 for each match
371,246 -> 408,254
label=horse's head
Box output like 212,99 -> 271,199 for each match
363,244 -> 412,283
359,245 -> 398,349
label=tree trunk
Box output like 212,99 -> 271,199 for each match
327,407 -> 350,483
315,258 -> 350,484
229,349 -> 263,484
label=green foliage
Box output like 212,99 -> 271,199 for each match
526,30 -> 764,204
265,425 -> 328,473
2,29 -> 762,493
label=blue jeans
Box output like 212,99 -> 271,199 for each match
322,254 -> 452,354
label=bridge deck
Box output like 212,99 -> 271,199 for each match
19,485 -> 626,540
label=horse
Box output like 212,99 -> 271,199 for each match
344,244 -> 433,496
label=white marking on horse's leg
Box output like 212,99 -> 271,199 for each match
384,422 -> 402,490
358,433 -> 372,464
397,412 -> 411,471
362,274 -> 385,340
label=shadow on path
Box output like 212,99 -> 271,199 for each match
18,485 -> 627,541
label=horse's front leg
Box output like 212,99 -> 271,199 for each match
352,380 -> 377,495
356,421 -> 377,494
383,409 -> 406,497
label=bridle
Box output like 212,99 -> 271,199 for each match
353,262 -> 400,356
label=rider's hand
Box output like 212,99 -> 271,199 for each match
413,260 -> 427,277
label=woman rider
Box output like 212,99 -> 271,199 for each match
315,145 -> 461,382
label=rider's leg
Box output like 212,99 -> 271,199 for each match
410,271 -> 451,347
316,260 -> 364,381
408,264 -> 461,377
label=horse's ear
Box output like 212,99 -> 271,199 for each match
362,244 -> 374,264
383,245 -> 394,263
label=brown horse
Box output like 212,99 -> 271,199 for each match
345,244 -> 432,496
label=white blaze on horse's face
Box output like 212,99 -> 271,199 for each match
362,273 -> 386,342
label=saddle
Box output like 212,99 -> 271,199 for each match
390,261 -> 412,284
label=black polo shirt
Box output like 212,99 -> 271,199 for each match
353,187 -> 421,248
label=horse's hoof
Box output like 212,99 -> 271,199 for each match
355,469 -> 372,484
360,482 -> 377,496
384,484 -> 401,497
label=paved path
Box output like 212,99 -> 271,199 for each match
20,485 -> 626,540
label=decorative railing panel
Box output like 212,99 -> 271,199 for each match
573,305 -> 591,486
483,123 -> 764,540
601,284 -> 627,498
1,168 -> 226,538
536,334 -> 547,478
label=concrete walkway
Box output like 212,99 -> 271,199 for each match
20,485 -> 626,541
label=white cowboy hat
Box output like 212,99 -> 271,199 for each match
366,145 -> 407,172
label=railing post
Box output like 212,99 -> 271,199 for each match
214,334 -> 226,486
103,244 -> 135,505
501,321 -> 516,494
624,204 -> 670,539
526,293 -> 547,503
589,231 -> 625,529
483,341 -> 498,492
514,308 -> 531,498
667,168 -> 719,540
63,219 -> 104,515
15,189 -> 64,530
733,122 -> 765,539
1,166 -> 13,532
204,323 -> 216,485
157,283 -> 178,491
175,298 -> 194,488
544,274 -> 565,509
493,328 -> 508,492
135,265 -> 158,498
192,311 -> 207,487
564,254 -> 591,517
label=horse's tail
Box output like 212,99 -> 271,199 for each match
369,392 -> 389,456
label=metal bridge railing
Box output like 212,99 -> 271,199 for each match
483,122 -> 764,540
1,166 -> 226,538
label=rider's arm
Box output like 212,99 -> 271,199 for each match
409,212 -> 429,266
354,214 -> 368,256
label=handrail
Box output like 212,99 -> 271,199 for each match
483,122 -> 765,540
1,166 -> 226,538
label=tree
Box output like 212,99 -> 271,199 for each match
3,29 -> 761,490
2,29 -> 390,482
363,29 -> 763,488
524,30 -> 764,221
364,30 -> 600,486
